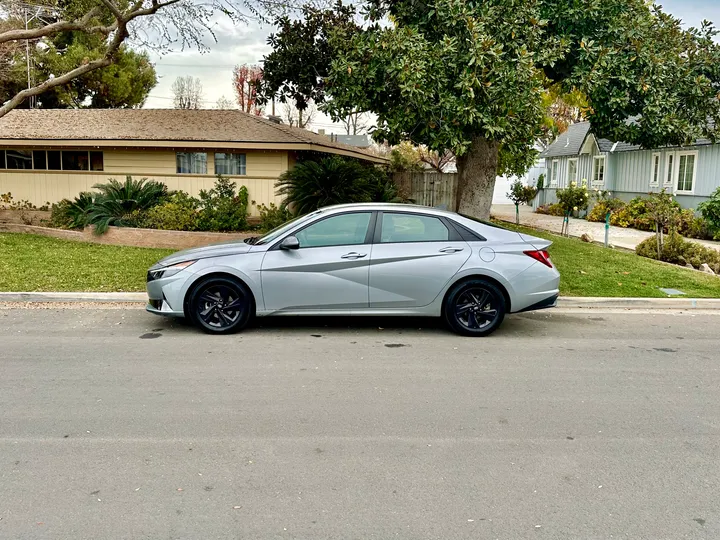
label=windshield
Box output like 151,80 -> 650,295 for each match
252,211 -> 322,246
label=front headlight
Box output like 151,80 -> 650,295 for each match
148,260 -> 196,280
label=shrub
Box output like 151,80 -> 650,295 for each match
197,175 -> 250,232
636,232 -> 720,272
141,192 -> 201,231
507,179 -> 538,223
255,202 -> 293,232
555,183 -> 589,215
698,187 -> 720,240
535,203 -> 564,216
277,156 -> 397,214
87,176 -> 169,234
49,192 -> 96,229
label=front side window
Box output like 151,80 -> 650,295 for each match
295,212 -> 372,248
650,153 -> 660,186
215,153 -> 246,175
6,149 -> 33,169
567,159 -> 578,185
176,152 -> 207,174
676,153 -> 696,193
380,213 -> 450,243
592,156 -> 605,187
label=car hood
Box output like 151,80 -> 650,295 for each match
156,240 -> 253,267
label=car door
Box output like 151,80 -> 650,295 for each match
261,211 -> 374,312
369,211 -> 470,308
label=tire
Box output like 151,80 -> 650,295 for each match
443,279 -> 506,337
187,276 -> 254,335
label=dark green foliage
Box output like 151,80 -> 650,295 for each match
197,176 -> 249,232
140,192 -> 201,231
276,157 -> 401,214
87,176 -> 169,234
698,187 -> 720,240
49,192 -> 96,229
255,202 -> 293,232
636,232 -> 720,273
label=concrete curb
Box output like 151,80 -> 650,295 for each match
0,292 -> 146,303
557,297 -> 720,310
1,292 -> 720,310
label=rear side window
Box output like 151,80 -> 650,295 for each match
380,213 -> 449,243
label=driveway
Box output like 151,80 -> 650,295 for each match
1,305 -> 719,539
491,204 -> 720,252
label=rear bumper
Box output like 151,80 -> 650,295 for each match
517,293 -> 558,313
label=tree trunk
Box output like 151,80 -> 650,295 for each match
455,136 -> 500,219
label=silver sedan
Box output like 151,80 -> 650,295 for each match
146,203 -> 560,336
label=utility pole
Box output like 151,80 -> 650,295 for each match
23,5 -> 45,109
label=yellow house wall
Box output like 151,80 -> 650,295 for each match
0,148 -> 287,216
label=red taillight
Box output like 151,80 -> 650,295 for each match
524,249 -> 553,268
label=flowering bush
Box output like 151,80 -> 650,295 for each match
555,181 -> 589,216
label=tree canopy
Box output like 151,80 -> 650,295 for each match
259,0 -> 720,219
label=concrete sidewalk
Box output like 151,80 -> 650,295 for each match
491,204 -> 720,252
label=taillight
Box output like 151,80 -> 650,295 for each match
524,249 -> 553,268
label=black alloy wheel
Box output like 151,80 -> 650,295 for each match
188,277 -> 253,334
443,279 -> 506,337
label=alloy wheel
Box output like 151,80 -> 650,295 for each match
453,287 -> 499,330
195,284 -> 247,330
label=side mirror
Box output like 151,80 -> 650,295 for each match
279,236 -> 300,250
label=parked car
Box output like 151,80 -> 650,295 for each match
146,203 -> 559,336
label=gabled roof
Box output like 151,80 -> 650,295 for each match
540,122 -> 591,158
0,109 -> 387,163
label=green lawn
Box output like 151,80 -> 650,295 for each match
0,233 -> 173,292
1,230 -> 719,297
508,224 -> 720,298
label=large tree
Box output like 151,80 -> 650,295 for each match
0,0 -> 305,118
259,0 -> 720,219
231,63 -> 263,114
171,75 -> 203,109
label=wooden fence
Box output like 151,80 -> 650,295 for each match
393,172 -> 458,209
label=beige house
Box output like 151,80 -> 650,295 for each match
0,109 -> 385,215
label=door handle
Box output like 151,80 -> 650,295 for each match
341,252 -> 367,259
439,247 -> 464,253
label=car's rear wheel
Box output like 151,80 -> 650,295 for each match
187,277 -> 253,334
443,279 -> 506,337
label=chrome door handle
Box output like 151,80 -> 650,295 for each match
341,252 -> 367,259
439,247 -> 464,253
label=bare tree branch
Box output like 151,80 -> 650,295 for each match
0,6 -> 106,44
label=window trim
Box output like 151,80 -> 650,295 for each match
650,152 -> 661,187
567,158 -> 579,186
549,159 -> 559,187
592,155 -> 606,188
373,210 -> 463,245
664,153 -> 675,187
674,150 -> 698,195
270,210 -> 377,251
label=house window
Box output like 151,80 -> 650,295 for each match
592,156 -> 605,187
215,153 -> 246,175
33,150 -> 47,170
665,154 -> 674,186
0,150 -> 5,168
550,159 -> 559,187
650,153 -> 660,186
176,152 -> 207,174
567,158 -> 578,185
62,150 -> 90,171
90,151 -> 104,171
6,149 -> 33,169
47,151 -> 61,170
676,152 -> 697,193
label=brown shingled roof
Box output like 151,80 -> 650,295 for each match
0,109 -> 386,163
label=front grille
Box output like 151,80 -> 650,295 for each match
148,299 -> 162,310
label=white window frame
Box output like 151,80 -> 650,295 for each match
549,159 -> 559,187
650,152 -> 660,187
592,156 -> 606,188
664,153 -> 675,187
567,158 -> 579,186
674,150 -> 698,195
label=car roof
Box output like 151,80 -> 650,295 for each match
320,202 -> 459,218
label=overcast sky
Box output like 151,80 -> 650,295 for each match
142,0 -> 720,134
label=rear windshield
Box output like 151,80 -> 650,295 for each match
458,214 -> 512,231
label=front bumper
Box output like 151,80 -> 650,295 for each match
146,270 -> 191,317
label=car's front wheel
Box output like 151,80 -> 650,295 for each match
443,279 -> 506,337
187,276 -> 253,334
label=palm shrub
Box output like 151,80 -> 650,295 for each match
49,192 -> 96,229
87,176 -> 169,234
276,157 -> 400,214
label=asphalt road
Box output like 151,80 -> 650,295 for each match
1,306 -> 719,540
